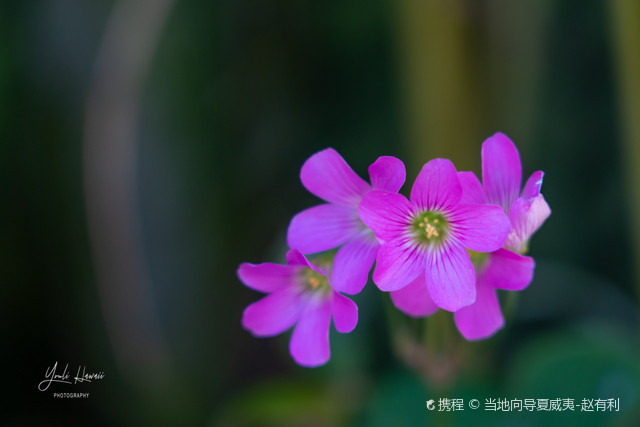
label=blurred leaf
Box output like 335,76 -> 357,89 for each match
505,323 -> 640,426
359,369 -> 427,427
212,379 -> 348,427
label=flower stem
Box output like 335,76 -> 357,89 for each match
610,0 -> 640,335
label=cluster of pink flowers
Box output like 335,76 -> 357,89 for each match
238,133 -> 550,367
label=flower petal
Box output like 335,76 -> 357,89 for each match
237,262 -> 296,293
454,280 -> 504,341
481,132 -> 522,212
505,194 -> 551,252
359,190 -> 415,242
426,243 -> 476,312
287,204 -> 361,254
483,249 -> 535,291
285,249 -> 324,274
372,239 -> 426,292
331,292 -> 358,333
331,235 -> 378,294
458,171 -> 485,204
450,204 -> 511,252
289,298 -> 332,367
242,287 -> 305,337
300,148 -> 371,207
410,158 -> 462,211
390,274 -> 439,317
368,156 -> 406,193
286,248 -> 312,267
521,170 -> 544,199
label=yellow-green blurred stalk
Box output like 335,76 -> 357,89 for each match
395,0 -> 481,174
610,1 -> 640,311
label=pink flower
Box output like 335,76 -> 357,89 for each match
358,158 -> 511,312
383,133 -> 551,340
287,148 -> 405,295
238,249 -> 358,367
452,132 -> 550,340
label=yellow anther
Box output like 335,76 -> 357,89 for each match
308,277 -> 320,289
412,210 -> 447,244
424,223 -> 439,239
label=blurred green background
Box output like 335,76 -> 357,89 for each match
2,0 -> 640,425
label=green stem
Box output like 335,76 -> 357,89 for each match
610,0 -> 640,324
395,0 -> 482,174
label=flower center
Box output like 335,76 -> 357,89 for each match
467,249 -> 489,272
301,268 -> 331,294
298,253 -> 334,295
411,211 -> 449,246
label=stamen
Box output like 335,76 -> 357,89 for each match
411,211 -> 448,246
308,277 -> 320,289
467,249 -> 489,271
300,266 -> 332,295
